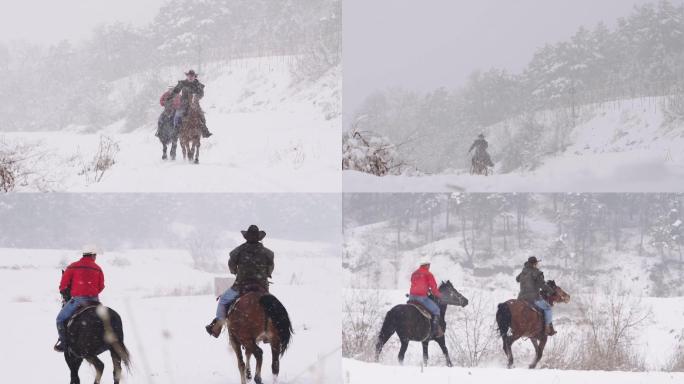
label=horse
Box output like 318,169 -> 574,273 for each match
375,281 -> 469,366
470,155 -> 491,176
495,280 -> 571,369
179,93 -> 202,164
157,109 -> 178,160
225,286 -> 293,384
60,293 -> 131,384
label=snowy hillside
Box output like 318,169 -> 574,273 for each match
0,244 -> 341,384
344,97 -> 684,192
2,58 -> 341,192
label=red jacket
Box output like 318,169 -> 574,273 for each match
409,265 -> 441,298
160,91 -> 181,109
59,257 -> 105,297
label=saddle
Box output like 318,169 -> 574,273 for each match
225,283 -> 269,318
406,300 -> 432,320
66,301 -> 101,328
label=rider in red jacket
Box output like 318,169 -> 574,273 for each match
408,257 -> 443,337
55,246 -> 105,352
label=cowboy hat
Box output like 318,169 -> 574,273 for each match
82,244 -> 99,256
418,256 -> 432,266
527,256 -> 541,264
241,225 -> 266,242
185,69 -> 198,77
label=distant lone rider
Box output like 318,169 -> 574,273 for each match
166,69 -> 212,138
516,256 -> 556,336
55,245 -> 105,352
408,257 -> 443,338
206,225 -> 275,337
468,133 -> 494,167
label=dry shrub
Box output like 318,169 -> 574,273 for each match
446,292 -> 498,367
79,135 -> 120,183
666,331 -> 684,372
342,289 -> 385,360
0,137 -> 58,192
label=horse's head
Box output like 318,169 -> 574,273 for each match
544,280 -> 570,304
438,280 -> 469,307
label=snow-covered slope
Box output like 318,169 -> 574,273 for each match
3,57 -> 340,192
344,98 -> 684,192
0,245 -> 341,383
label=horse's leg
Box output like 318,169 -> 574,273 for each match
85,356 -> 105,384
229,335 -> 247,384
65,353 -> 83,384
111,351 -> 122,384
170,140 -> 177,160
162,142 -> 168,160
245,351 -> 252,380
253,343 -> 264,384
506,335 -> 519,369
422,340 -> 429,366
529,335 -> 547,369
271,341 -> 281,384
194,139 -> 200,164
436,336 -> 453,367
397,337 -> 409,365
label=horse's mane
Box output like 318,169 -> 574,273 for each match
439,280 -> 453,290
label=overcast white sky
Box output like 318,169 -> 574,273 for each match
0,0 -> 165,45
343,0 -> 680,117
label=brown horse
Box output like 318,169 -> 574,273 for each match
495,280 -> 570,369
226,288 -> 292,384
179,94 -> 202,164
470,157 -> 490,176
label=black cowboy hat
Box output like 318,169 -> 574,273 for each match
241,225 -> 266,242
185,69 -> 198,76
478,133 -> 485,138
527,256 -> 541,264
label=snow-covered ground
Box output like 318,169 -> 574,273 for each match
3,58 -> 340,192
343,359 -> 684,384
0,246 -> 341,383
344,99 -> 684,192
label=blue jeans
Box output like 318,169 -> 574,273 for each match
173,109 -> 185,129
408,295 -> 440,318
216,288 -> 239,320
535,299 -> 552,325
56,296 -> 99,340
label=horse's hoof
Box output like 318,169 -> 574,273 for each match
254,377 -> 263,384
194,159 -> 199,164
246,370 -> 252,380
162,154 -> 167,160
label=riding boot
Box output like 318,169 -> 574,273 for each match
54,324 -> 67,351
205,318 -> 224,338
431,317 -> 444,338
200,115 -> 212,138
54,339 -> 66,352
545,323 -> 557,336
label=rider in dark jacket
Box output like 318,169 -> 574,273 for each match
516,256 -> 556,336
205,225 -> 275,337
468,134 -> 494,167
167,70 -> 212,138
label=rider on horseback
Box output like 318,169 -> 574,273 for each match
206,225 -> 275,337
468,133 -> 494,168
54,245 -> 105,352
516,256 -> 556,336
166,70 -> 212,138
156,85 -> 181,138
409,257 -> 443,338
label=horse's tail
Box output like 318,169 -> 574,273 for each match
496,302 -> 512,338
260,294 -> 293,356
375,307 -> 397,360
106,308 -> 132,372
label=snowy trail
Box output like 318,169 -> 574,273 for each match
0,248 -> 341,384
343,359 -> 684,384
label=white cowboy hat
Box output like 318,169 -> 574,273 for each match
418,256 -> 432,266
82,244 -> 99,256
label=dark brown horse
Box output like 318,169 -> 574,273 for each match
179,94 -> 202,164
375,281 -> 469,366
226,289 -> 292,384
496,280 -> 570,369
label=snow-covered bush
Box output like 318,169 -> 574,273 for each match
667,331 -> 684,371
342,290 -> 385,360
0,138 -> 58,192
446,292 -> 498,367
342,129 -> 405,176
79,135 -> 120,183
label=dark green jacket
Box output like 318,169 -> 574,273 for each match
516,263 -> 552,303
171,79 -> 205,109
228,242 -> 274,291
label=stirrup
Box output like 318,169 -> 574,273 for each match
54,340 -> 66,352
